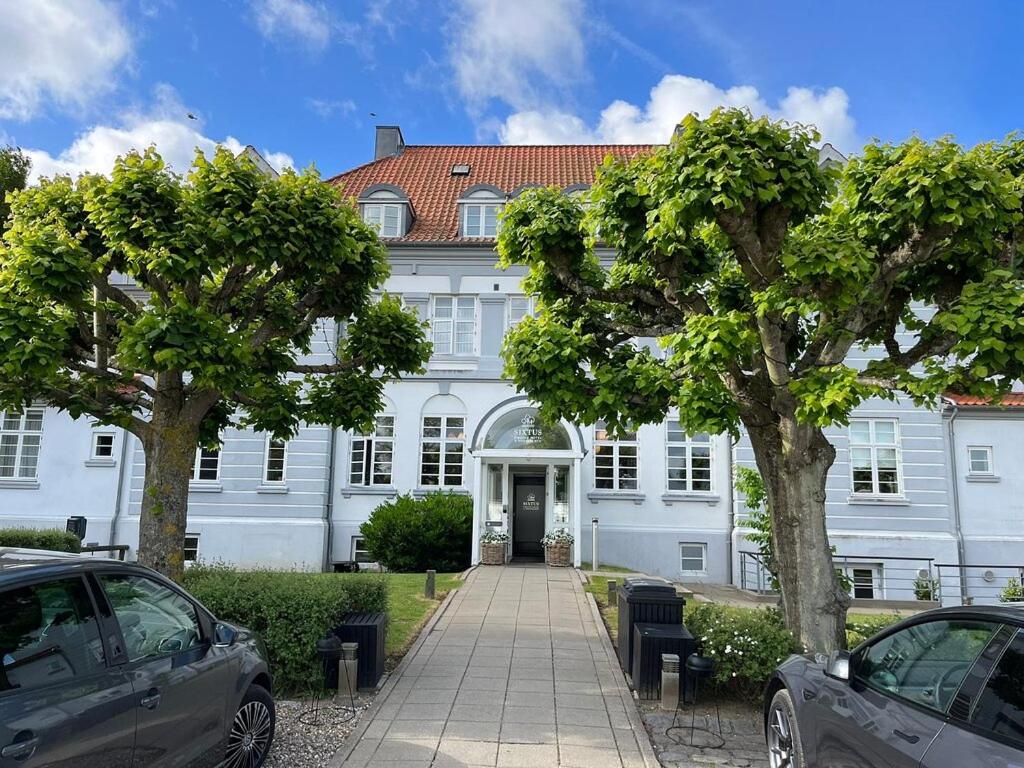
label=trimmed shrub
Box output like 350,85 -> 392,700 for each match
686,602 -> 802,700
0,527 -> 81,553
846,613 -> 904,648
183,565 -> 388,692
360,491 -> 472,572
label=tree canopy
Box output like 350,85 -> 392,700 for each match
0,148 -> 430,579
497,109 -> 1024,651
0,146 -> 31,226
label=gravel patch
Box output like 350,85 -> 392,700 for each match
642,697 -> 769,768
264,695 -> 374,768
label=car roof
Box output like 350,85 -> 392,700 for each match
907,603 -> 1024,625
0,548 -> 146,580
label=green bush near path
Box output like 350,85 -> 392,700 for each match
360,491 -> 473,572
0,527 -> 81,553
184,565 -> 388,693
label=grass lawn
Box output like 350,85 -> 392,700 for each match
384,572 -> 462,660
583,574 -> 620,644
579,561 -> 637,573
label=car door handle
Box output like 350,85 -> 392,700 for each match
140,689 -> 162,710
893,729 -> 920,744
2,737 -> 40,759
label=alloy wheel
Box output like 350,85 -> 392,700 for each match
768,703 -> 795,768
225,700 -> 272,768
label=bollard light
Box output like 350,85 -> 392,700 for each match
661,653 -> 680,711
337,642 -> 359,700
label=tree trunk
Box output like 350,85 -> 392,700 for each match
138,420 -> 198,583
746,418 -> 850,654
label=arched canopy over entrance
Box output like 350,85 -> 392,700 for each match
480,407 -> 572,451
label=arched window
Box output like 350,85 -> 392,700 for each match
359,186 -> 410,238
459,186 -> 504,238
419,395 -> 467,488
482,408 -> 571,450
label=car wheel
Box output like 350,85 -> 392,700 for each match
225,684 -> 275,768
767,688 -> 805,768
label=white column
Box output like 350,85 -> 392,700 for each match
573,456 -> 583,567
471,455 -> 482,565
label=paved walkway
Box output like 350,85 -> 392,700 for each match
333,564 -> 655,767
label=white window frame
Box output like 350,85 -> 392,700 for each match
349,415 -> 395,487
506,295 -> 535,329
593,421 -> 639,492
839,563 -> 884,600
184,533 -> 200,562
665,421 -> 713,493
459,194 -> 502,237
419,415 -> 466,488
362,202 -> 404,237
0,408 -> 44,480
679,542 -> 708,575
967,445 -> 994,477
263,436 -> 288,484
430,295 -> 478,356
191,447 -> 221,483
352,536 -> 374,564
91,432 -> 116,461
849,418 -> 902,497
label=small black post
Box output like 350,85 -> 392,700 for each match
425,569 -> 436,599
608,579 -> 617,603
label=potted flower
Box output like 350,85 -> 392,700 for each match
480,530 -> 509,565
541,528 -> 573,567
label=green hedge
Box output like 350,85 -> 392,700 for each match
360,491 -> 472,572
183,565 -> 388,692
0,528 -> 81,553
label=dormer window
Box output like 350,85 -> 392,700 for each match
359,186 -> 411,238
459,186 -> 504,238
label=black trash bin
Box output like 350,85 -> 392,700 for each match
333,612 -> 386,690
631,623 -> 697,700
616,577 -> 685,676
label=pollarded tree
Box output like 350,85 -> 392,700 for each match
497,109 -> 1024,653
0,148 -> 430,581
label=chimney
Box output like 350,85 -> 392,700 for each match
374,125 -> 405,160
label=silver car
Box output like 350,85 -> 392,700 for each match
764,606 -> 1024,767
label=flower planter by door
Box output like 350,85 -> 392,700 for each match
480,542 -> 506,566
545,543 -> 571,567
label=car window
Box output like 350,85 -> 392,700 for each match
99,574 -> 202,662
855,619 -> 999,714
0,578 -> 106,693
970,629 -> 1024,747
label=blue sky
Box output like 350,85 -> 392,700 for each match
2,0 -> 1022,181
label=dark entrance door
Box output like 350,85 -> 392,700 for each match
512,475 -> 545,559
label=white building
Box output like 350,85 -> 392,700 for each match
2,126 -> 1022,605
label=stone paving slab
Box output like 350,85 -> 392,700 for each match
330,564 -> 657,767
642,701 -> 769,768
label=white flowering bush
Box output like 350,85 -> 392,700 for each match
686,602 -> 802,700
480,530 -> 510,544
541,528 -> 574,546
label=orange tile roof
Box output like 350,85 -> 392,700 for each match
945,392 -> 1024,407
327,144 -> 655,243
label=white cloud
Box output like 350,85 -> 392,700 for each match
22,86 -> 294,182
498,75 -> 859,151
306,98 -> 357,119
0,0 -> 132,120
252,0 -> 330,50
448,0 -> 587,112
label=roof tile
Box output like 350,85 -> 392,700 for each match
945,392 -> 1024,407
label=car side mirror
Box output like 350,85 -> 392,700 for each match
825,649 -> 851,682
213,622 -> 237,647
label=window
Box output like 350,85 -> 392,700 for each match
420,416 -> 465,487
360,189 -> 406,237
507,295 -> 534,328
486,464 -> 504,523
971,630 -> 1024,748
460,190 -> 502,237
666,422 -> 712,492
680,543 -> 707,574
553,466 -> 569,524
91,432 -> 115,460
838,563 -> 883,599
184,534 -> 199,562
352,536 -> 373,564
350,415 -> 394,486
849,419 -> 901,495
594,420 -> 638,491
431,296 -> 476,356
855,619 -> 999,714
967,446 -> 994,476
0,578 -> 106,693
99,574 -> 202,662
0,408 -> 43,479
191,447 -> 220,482
264,437 -> 287,483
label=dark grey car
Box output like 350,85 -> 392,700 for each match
0,548 -> 275,767
764,605 -> 1024,767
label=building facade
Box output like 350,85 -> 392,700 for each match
1,126 -> 1021,604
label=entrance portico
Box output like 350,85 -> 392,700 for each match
469,398 -> 586,566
